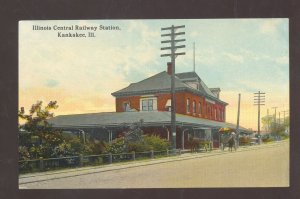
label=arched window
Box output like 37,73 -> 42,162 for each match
186,98 -> 190,113
192,100 -> 196,113
198,102 -> 202,114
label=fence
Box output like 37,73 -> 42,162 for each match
19,149 -> 181,174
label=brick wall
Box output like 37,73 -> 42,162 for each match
115,91 -> 226,122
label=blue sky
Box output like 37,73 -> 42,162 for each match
19,19 -> 289,129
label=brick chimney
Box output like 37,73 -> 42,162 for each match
167,62 -> 172,75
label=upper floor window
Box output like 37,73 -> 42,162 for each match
214,109 -> 217,119
192,100 -> 196,113
123,102 -> 130,112
207,104 -> 210,115
142,99 -> 153,111
186,98 -> 190,113
198,102 -> 202,114
140,97 -> 157,111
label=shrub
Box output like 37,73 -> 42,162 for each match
239,136 -> 250,145
104,137 -> 126,154
127,142 -> 152,152
262,137 -> 274,143
144,135 -> 170,151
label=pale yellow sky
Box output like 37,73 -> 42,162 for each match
19,19 -> 289,130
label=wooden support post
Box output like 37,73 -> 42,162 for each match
109,153 -> 112,164
39,157 -> 44,171
151,150 -> 154,159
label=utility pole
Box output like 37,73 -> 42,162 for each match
161,25 -> 186,151
281,110 -> 289,125
279,112 -> 281,125
272,106 -> 278,126
254,91 -> 265,144
267,109 -> 270,133
236,93 -> 241,147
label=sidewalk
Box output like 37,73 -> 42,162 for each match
19,140 -> 288,186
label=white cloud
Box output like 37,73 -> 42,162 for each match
275,56 -> 289,65
19,19 -> 289,123
223,52 -> 244,63
190,31 -> 200,37
259,19 -> 283,35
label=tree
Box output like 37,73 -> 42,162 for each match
18,100 -> 58,134
261,115 -> 273,132
18,101 -> 64,158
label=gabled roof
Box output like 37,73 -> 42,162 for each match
112,70 -> 227,105
111,71 -> 187,96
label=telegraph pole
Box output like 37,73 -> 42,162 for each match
281,110 -> 289,125
254,91 -> 265,144
267,109 -> 270,132
161,25 -> 186,150
272,107 -> 278,126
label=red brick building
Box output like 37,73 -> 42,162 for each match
49,63 -> 252,150
112,63 -> 228,122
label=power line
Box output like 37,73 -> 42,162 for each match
254,91 -> 266,144
161,25 -> 186,150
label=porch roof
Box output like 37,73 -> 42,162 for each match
48,111 -> 251,133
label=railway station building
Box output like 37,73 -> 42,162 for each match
48,63 -> 251,149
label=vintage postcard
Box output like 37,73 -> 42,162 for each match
18,19 -> 289,189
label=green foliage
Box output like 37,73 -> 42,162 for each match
89,140 -> 106,154
19,100 -> 59,134
124,121 -> 144,144
239,136 -> 250,145
104,137 -> 126,154
143,135 -> 170,151
18,146 -> 30,160
104,134 -> 170,153
262,136 -> 274,143
127,142 -> 152,152
18,101 -> 92,159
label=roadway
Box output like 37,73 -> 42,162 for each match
19,140 -> 289,188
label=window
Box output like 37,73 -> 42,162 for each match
140,97 -> 157,111
142,99 -> 153,111
192,100 -> 196,113
206,104 -> 209,115
222,110 -> 225,121
198,102 -> 202,114
186,98 -> 190,113
123,102 -> 130,112
214,109 -> 217,119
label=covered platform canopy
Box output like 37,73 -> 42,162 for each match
48,111 -> 251,133
48,111 -> 252,149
